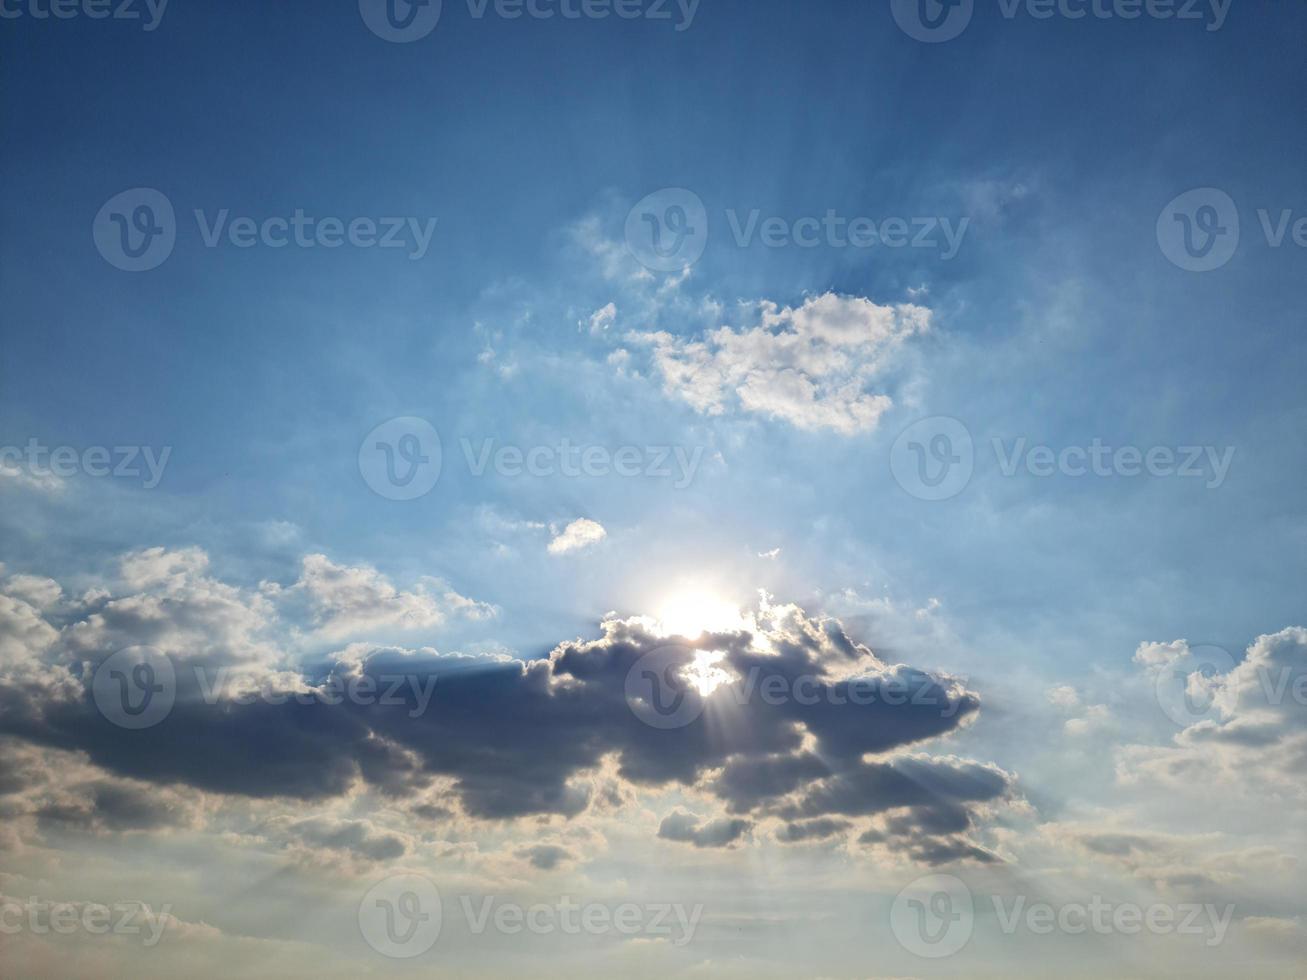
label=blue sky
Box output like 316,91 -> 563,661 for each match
1,1 -> 1306,977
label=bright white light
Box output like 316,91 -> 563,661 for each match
654,591 -> 747,639
683,649 -> 733,697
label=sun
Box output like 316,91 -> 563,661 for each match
653,590 -> 748,639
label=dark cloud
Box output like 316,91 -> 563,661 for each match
776,817 -> 851,843
658,811 -> 752,848
516,843 -> 577,870
0,567 -> 1013,860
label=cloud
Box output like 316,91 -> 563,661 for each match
515,842 -> 579,870
0,557 -> 1012,864
584,302 -> 617,335
548,519 -> 607,556
1121,628 -> 1307,796
658,811 -> 751,848
277,553 -> 495,639
629,292 -> 929,434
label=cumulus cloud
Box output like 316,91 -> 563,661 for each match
629,292 -> 930,434
0,556 -> 1013,864
1121,628 -> 1307,795
548,519 -> 607,556
277,553 -> 495,639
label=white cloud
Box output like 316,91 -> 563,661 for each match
284,554 -> 494,639
630,292 -> 929,434
548,519 -> 607,556
585,302 -> 617,335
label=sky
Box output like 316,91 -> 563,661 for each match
1,0 -> 1306,977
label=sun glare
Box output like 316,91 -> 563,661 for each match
654,591 -> 747,639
